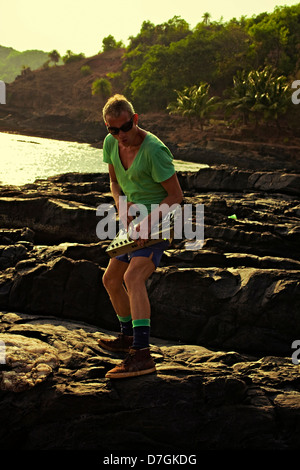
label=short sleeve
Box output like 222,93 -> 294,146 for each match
103,135 -> 113,164
150,146 -> 175,183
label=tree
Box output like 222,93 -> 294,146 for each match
91,77 -> 112,99
102,35 -> 124,52
119,6 -> 299,113
62,50 -> 85,64
224,69 -> 254,124
245,4 -> 300,75
225,66 -> 291,126
127,16 -> 190,51
48,49 -> 60,65
167,82 -> 219,129
202,12 -> 211,25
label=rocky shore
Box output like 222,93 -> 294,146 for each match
0,154 -> 299,451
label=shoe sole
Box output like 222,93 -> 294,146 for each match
106,366 -> 157,379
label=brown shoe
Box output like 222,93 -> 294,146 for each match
105,348 -> 156,379
98,333 -> 133,352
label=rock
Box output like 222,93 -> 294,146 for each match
0,172 -> 110,243
8,255 -> 115,330
0,313 -> 299,450
148,266 -> 300,355
180,167 -> 300,196
0,248 -> 298,355
0,168 -> 299,247
0,331 -> 59,392
0,168 -> 299,451
0,196 -> 100,244
0,169 -> 298,355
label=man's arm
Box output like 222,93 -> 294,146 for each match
108,164 -> 135,229
149,172 -> 183,223
135,173 -> 183,242
108,164 -> 122,211
159,172 -> 183,207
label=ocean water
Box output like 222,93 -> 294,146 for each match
0,132 -> 205,186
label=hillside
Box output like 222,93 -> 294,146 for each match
6,48 -> 125,115
0,45 -> 50,83
0,48 -> 125,142
0,46 -> 299,168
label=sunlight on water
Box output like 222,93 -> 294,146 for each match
0,132 -> 107,185
0,132 -> 206,186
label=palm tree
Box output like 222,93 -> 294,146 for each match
225,70 -> 254,124
202,12 -> 211,25
225,66 -> 290,126
168,82 -> 219,129
250,67 -> 290,124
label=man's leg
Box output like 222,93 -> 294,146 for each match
123,255 -> 155,348
98,257 -> 133,351
102,257 -> 130,318
105,255 -> 157,378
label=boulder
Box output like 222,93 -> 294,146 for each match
0,313 -> 299,451
0,246 -> 298,355
148,266 -> 300,355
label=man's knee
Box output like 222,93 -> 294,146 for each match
123,258 -> 153,290
123,268 -> 139,291
102,269 -> 122,292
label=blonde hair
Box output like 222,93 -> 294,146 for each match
102,94 -> 135,122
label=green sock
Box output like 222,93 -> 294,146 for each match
117,314 -> 133,336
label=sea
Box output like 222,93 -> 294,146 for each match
0,132 -> 205,186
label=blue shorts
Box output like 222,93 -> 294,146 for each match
116,240 -> 169,269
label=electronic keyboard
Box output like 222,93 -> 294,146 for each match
106,207 -> 181,258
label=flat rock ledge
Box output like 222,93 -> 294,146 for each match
0,312 -> 300,451
0,168 -> 299,453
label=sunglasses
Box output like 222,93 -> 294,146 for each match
106,116 -> 134,135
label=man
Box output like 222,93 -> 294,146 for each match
98,94 -> 183,379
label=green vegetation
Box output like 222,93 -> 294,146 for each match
91,77 -> 112,99
48,50 -> 60,65
1,3 -> 299,129
113,4 -> 300,127
62,50 -> 85,64
225,66 -> 291,125
81,65 -> 91,76
102,35 -> 124,52
168,82 -> 219,129
0,46 -> 49,82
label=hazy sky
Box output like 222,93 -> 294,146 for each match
1,0 -> 300,56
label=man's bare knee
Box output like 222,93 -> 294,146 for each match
123,268 -> 139,291
124,257 -> 154,291
102,270 -> 122,292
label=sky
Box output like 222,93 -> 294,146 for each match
1,0 -> 300,57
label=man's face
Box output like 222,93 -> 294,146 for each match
106,111 -> 138,147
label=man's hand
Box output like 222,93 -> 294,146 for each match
129,216 -> 151,247
118,201 -> 138,231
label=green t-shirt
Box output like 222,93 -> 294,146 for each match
103,132 -> 175,213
